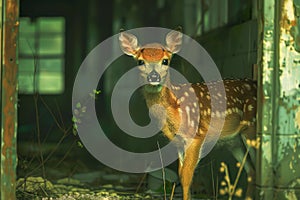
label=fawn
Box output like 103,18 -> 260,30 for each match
119,30 -> 257,200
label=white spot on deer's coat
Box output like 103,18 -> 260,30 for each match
244,83 -> 251,90
241,120 -> 251,126
222,111 -> 226,117
184,92 -> 189,97
216,111 -> 221,118
180,96 -> 185,102
248,104 -> 254,111
207,108 -> 211,115
234,107 -> 239,113
211,112 -> 215,117
185,106 -> 191,126
191,120 -> 194,128
173,86 -> 180,90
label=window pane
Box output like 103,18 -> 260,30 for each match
19,18 -> 35,33
19,36 -> 35,55
18,73 -> 34,94
39,58 -> 64,72
38,36 -> 64,55
38,17 -> 65,33
19,58 -> 35,72
38,72 -> 64,94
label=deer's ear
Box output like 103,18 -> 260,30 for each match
166,30 -> 183,54
119,31 -> 140,56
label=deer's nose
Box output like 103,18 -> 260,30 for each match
147,70 -> 161,83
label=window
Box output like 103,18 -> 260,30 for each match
19,17 -> 65,94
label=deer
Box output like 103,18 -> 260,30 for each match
119,29 -> 257,200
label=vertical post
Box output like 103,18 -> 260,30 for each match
1,0 -> 19,199
256,0 -> 278,198
257,0 -> 300,198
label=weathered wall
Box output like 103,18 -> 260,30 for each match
257,0 -> 300,198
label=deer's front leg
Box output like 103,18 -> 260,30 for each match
179,138 -> 203,200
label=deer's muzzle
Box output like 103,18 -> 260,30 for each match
147,70 -> 161,85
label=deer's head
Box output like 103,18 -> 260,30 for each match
119,30 -> 183,93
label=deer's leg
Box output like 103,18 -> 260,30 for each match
179,138 -> 203,200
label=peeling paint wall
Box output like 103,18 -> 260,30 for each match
276,0 -> 300,198
257,0 -> 300,199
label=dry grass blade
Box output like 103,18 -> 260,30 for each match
157,142 -> 167,200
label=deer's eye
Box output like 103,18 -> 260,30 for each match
162,59 -> 169,65
138,60 -> 144,65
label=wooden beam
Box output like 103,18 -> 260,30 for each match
1,0 -> 19,199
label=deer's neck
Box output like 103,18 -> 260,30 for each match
142,84 -> 182,141
142,85 -> 178,109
